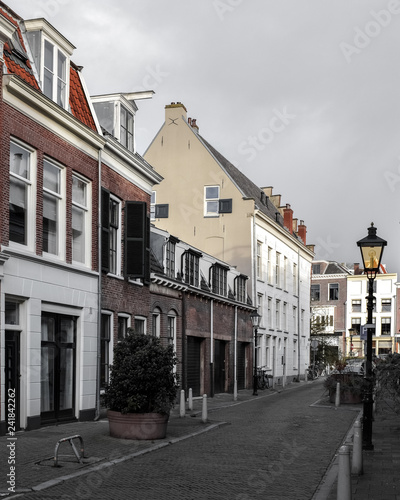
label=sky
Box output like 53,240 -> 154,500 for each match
6,0 -> 400,275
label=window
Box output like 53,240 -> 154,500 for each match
150,191 -> 156,220
235,275 -> 247,303
257,241 -> 262,279
167,312 -> 176,347
101,314 -> 112,388
43,160 -> 62,255
283,302 -> 287,331
257,294 -> 263,323
212,264 -> 227,296
329,283 -> 339,301
109,198 -> 120,275
9,141 -> 35,246
265,336 -> 271,369
381,299 -> 391,312
166,239 -> 176,278
268,297 -> 272,328
293,264 -> 298,295
301,309 -> 304,334
204,186 -> 219,216
275,300 -> 281,330
152,309 -> 161,337
381,318 -> 391,335
267,247 -> 273,284
44,39 -> 67,107
275,252 -> 281,287
283,256 -> 288,290
72,175 -> 90,264
117,314 -> 130,341
311,284 -> 320,301
120,105 -> 134,151
124,201 -> 150,282
101,189 -> 122,275
351,317 -> 361,334
134,317 -> 146,334
184,251 -> 200,287
312,264 -> 321,274
352,299 -> 361,312
293,306 -> 297,334
293,340 -> 298,369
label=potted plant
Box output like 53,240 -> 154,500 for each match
102,330 -> 179,440
324,360 -> 368,404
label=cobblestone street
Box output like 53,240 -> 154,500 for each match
11,381 -> 357,500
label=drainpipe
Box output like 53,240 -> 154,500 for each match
234,305 -> 238,400
297,250 -> 301,381
95,150 -> 102,420
210,298 -> 214,397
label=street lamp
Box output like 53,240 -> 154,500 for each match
357,222 -> 387,450
250,310 -> 261,396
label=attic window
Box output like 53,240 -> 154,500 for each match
44,39 -> 67,107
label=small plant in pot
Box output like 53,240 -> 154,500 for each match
102,330 -> 179,440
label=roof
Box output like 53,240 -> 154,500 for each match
0,2 -> 97,132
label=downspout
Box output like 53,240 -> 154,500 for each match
234,305 -> 238,400
210,298 -> 214,397
182,291 -> 187,397
297,249 -> 301,381
95,149 -> 102,420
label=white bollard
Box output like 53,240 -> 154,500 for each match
335,382 -> 341,407
188,388 -> 193,411
351,420 -> 363,475
179,389 -> 185,418
201,394 -> 208,423
337,445 -> 351,500
234,380 -> 237,401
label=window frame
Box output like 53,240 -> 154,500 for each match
184,251 -> 200,287
204,185 -> 220,217
211,264 -> 228,296
117,313 -> 131,342
71,173 -> 91,266
329,283 -> 339,301
43,38 -> 69,108
311,284 -> 320,301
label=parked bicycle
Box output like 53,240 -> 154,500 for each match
307,365 -> 319,380
257,368 -> 272,390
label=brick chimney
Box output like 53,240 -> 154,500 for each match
283,204 -> 293,234
188,117 -> 199,133
298,220 -> 307,245
354,263 -> 361,275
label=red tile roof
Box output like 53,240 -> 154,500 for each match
1,2 -> 97,132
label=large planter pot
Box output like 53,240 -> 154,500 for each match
107,410 -> 169,440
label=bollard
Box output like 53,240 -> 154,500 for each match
179,389 -> 185,418
188,388 -> 193,411
234,380 -> 237,401
352,420 -> 363,475
201,394 -> 208,423
335,382 -> 340,407
337,445 -> 351,500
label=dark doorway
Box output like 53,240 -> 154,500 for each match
187,336 -> 202,397
41,313 -> 76,424
214,340 -> 227,393
5,331 -> 21,431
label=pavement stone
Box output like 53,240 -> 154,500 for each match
1,380 -> 399,499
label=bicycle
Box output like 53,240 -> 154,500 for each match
257,368 -> 272,390
307,365 -> 319,381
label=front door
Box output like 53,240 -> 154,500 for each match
214,340 -> 226,393
5,331 -> 21,431
41,313 -> 76,424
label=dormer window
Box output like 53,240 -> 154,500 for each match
120,105 -> 134,151
24,18 -> 75,110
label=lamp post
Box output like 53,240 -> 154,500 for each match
357,222 -> 387,450
250,310 -> 261,396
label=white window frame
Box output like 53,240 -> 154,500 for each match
150,191 -> 156,220
167,310 -> 177,351
120,104 -> 134,151
257,241 -> 263,279
108,195 -> 121,276
9,140 -> 37,251
101,311 -> 114,389
204,185 -> 220,217
72,174 -> 91,266
152,308 -> 161,338
134,316 -> 147,335
42,158 -> 65,259
43,38 -> 69,108
267,247 -> 273,284
275,252 -> 281,287
117,313 -> 131,342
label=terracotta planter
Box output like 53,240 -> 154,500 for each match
107,410 -> 169,440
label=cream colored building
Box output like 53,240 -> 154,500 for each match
144,103 -> 314,384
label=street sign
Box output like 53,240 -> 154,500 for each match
360,324 -> 374,341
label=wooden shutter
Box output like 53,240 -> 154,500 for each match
219,198 -> 232,214
101,188 -> 110,272
125,201 -> 150,281
155,204 -> 169,218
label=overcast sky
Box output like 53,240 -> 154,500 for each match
7,0 -> 400,274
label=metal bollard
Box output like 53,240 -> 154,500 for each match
337,445 -> 351,500
179,389 -> 185,418
335,382 -> 340,407
352,420 -> 363,475
201,394 -> 208,423
188,388 -> 193,411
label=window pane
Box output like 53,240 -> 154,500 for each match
207,201 -> 218,213
72,205 -> 85,262
43,192 -> 58,254
206,186 -> 219,199
72,176 -> 87,206
9,177 -> 27,244
5,301 -> 19,325
10,143 -> 30,178
43,161 -> 60,193
44,40 -> 53,71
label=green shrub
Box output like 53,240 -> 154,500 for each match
103,331 -> 179,415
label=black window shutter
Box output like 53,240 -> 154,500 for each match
155,204 -> 169,218
125,201 -> 150,280
101,188 -> 110,272
219,198 -> 232,214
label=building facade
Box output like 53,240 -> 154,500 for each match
144,103 -> 314,384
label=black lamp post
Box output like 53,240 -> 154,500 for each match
357,222 -> 387,450
250,310 -> 261,396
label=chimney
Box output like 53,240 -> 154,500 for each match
191,118 -> 199,132
298,220 -> 307,245
354,263 -> 360,275
165,102 -> 187,123
292,218 -> 298,234
283,204 -> 293,234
